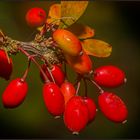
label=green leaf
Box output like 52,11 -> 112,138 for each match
81,39 -> 112,57
59,1 -> 89,28
67,23 -> 95,39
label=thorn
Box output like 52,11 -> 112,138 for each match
122,120 -> 127,124
54,116 -> 61,119
72,131 -> 79,135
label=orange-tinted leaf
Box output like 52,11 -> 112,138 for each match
81,39 -> 112,57
67,23 -> 95,39
47,4 -> 61,25
59,1 -> 88,28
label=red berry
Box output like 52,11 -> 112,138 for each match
98,92 -> 128,123
25,7 -> 46,27
0,50 -> 13,80
2,78 -> 28,108
43,82 -> 65,116
64,96 -> 89,134
40,64 -> 65,86
83,97 -> 96,123
65,51 -> 93,75
94,65 -> 126,87
60,81 -> 76,105
53,29 -> 82,56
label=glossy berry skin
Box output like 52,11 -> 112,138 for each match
83,97 -> 96,123
94,65 -> 126,87
60,81 -> 76,105
64,96 -> 89,134
53,29 -> 82,56
25,7 -> 46,27
2,78 -> 28,108
0,50 -> 13,80
65,51 -> 93,75
40,64 -> 65,86
98,92 -> 128,123
43,82 -> 65,116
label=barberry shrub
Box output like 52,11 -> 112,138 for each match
0,1 -> 128,135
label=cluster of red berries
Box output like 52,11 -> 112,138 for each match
0,7 -> 128,135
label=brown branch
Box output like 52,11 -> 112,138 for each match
0,29 -> 64,66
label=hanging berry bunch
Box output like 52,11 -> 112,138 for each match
0,1 -> 128,135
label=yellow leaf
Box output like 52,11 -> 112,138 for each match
67,23 -> 95,39
81,39 -> 112,57
59,1 -> 89,28
47,4 -> 61,25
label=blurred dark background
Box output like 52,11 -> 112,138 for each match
0,1 -> 140,139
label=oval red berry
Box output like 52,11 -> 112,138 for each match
98,92 -> 128,123
40,64 -> 65,86
60,81 -> 76,105
2,78 -> 28,108
65,51 -> 93,75
64,96 -> 89,134
94,65 -> 126,87
43,82 -> 65,116
83,97 -> 96,123
0,50 -> 13,80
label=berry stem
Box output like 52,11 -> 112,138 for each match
21,57 -> 31,82
4,48 -> 10,64
76,81 -> 81,96
64,63 -> 68,81
47,66 -> 56,84
43,62 -> 56,84
83,78 -> 88,97
74,74 -> 82,86
89,79 -> 104,94
18,47 -> 50,83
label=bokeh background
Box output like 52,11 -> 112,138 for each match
0,1 -> 140,139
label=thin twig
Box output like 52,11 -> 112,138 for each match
64,63 -> 68,80
83,78 -> 88,97
74,74 -> 82,86
89,79 -> 104,94
19,47 -> 50,83
21,57 -> 31,81
76,81 -> 81,96
46,66 -> 56,84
